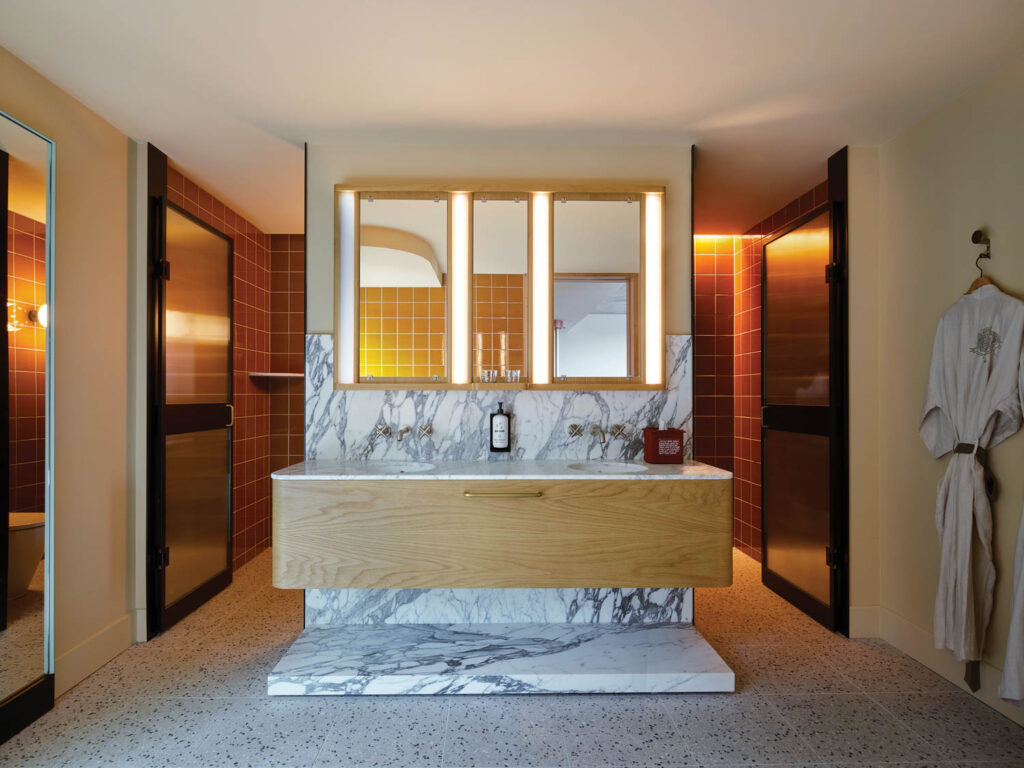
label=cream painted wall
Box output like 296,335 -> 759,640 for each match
858,53 -> 1024,723
305,142 -> 693,334
0,46 -> 132,695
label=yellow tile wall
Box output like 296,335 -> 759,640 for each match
359,286 -> 447,378
474,274 -> 526,378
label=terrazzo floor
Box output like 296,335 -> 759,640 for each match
1,549 -> 1022,767
0,559 -> 45,699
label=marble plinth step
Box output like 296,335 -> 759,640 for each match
268,622 -> 734,695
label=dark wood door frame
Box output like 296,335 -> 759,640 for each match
145,145 -> 234,638
1,148 -> 9,633
760,147 -> 850,635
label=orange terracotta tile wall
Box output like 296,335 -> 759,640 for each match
732,180 -> 829,562
6,211 -> 45,515
167,168 -> 270,570
269,234 -> 305,473
692,236 -> 735,473
359,286 -> 447,379
473,274 -> 526,378
694,182 -> 827,563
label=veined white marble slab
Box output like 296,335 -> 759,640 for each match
272,458 -> 731,481
267,622 -> 734,695
305,334 -> 694,463
305,587 -> 693,626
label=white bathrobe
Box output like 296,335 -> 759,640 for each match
998,357 -> 1024,706
920,284 -> 1024,663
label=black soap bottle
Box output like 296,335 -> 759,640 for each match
490,402 -> 511,453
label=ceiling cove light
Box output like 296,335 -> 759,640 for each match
450,192 -> 471,385
531,192 -> 552,385
338,190 -> 357,384
644,192 -> 664,386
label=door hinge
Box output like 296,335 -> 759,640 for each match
824,264 -> 842,283
156,259 -> 171,281
155,546 -> 170,569
825,546 -> 844,568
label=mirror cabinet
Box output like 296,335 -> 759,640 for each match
335,183 -> 664,391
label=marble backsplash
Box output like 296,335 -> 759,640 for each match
305,334 -> 693,462
306,587 -> 694,626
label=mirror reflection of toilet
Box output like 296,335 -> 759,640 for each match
7,513 -> 44,599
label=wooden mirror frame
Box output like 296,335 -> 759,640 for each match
334,181 -> 665,391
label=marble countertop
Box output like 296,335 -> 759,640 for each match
271,459 -> 732,481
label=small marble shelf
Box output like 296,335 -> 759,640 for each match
249,372 -> 304,379
268,622 -> 734,696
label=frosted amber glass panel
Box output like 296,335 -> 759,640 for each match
165,207 -> 231,404
764,211 -> 830,406
164,429 -> 230,606
764,429 -> 831,605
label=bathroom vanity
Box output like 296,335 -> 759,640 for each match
268,459 -> 735,695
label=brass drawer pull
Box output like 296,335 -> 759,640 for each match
463,491 -> 543,499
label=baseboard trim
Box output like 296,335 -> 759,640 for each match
848,605 -> 879,638
878,607 -> 1024,726
55,613 -> 133,697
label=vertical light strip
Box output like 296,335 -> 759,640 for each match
338,190 -> 357,383
531,193 -> 552,384
644,193 -> 664,385
451,192 -> 471,384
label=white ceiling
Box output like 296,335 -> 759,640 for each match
1,1 -> 1022,233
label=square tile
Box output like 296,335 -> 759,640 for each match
768,692 -> 936,762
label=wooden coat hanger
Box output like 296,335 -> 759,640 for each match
966,229 -> 994,294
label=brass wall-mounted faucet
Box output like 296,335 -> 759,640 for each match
396,425 -> 412,443
590,424 -> 606,444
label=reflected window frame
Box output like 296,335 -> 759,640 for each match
355,191 -> 451,385
549,192 -> 644,385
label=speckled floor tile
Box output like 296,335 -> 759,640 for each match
767,692 -> 938,763
313,696 -> 449,767
189,697 -> 334,767
559,695 -> 699,767
871,691 -> 1024,761
714,641 -> 860,694
443,696 -> 572,767
659,692 -> 815,764
819,639 -> 956,694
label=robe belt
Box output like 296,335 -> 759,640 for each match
953,440 -> 991,693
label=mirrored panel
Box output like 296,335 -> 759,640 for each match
553,195 -> 640,380
359,193 -> 448,381
1,112 -> 51,702
472,193 -> 528,384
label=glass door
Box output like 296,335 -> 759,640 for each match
149,179 -> 233,633
761,150 -> 848,632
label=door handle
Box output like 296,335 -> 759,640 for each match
463,491 -> 543,499
226,403 -> 234,428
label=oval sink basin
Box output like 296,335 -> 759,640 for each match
356,461 -> 435,474
568,461 -> 648,474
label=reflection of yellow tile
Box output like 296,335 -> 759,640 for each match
397,318 -> 413,333
380,287 -> 396,301
413,350 -> 428,365
397,287 -> 414,302
364,349 -> 381,365
380,365 -> 397,377
508,318 -> 523,334
430,302 -> 446,318
381,350 -> 397,366
363,287 -> 381,302
398,303 -> 414,319
476,274 -> 491,286
397,333 -> 413,349
476,287 -> 491,302
508,287 -> 523,303
396,365 -> 414,377
413,365 -> 428,378
430,350 -> 444,366
382,333 -> 397,349
397,350 -> 413,365
429,319 -> 445,333
413,287 -> 429,303
491,274 -> 507,287
413,318 -> 428,333
476,318 -> 491,333
381,318 -> 397,333
381,302 -> 397,318
413,333 -> 428,351
365,318 -> 381,334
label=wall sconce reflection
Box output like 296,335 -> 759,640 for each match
6,301 -> 47,331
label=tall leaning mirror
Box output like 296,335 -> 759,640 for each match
552,194 -> 641,382
358,193 -> 449,382
0,109 -> 54,732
